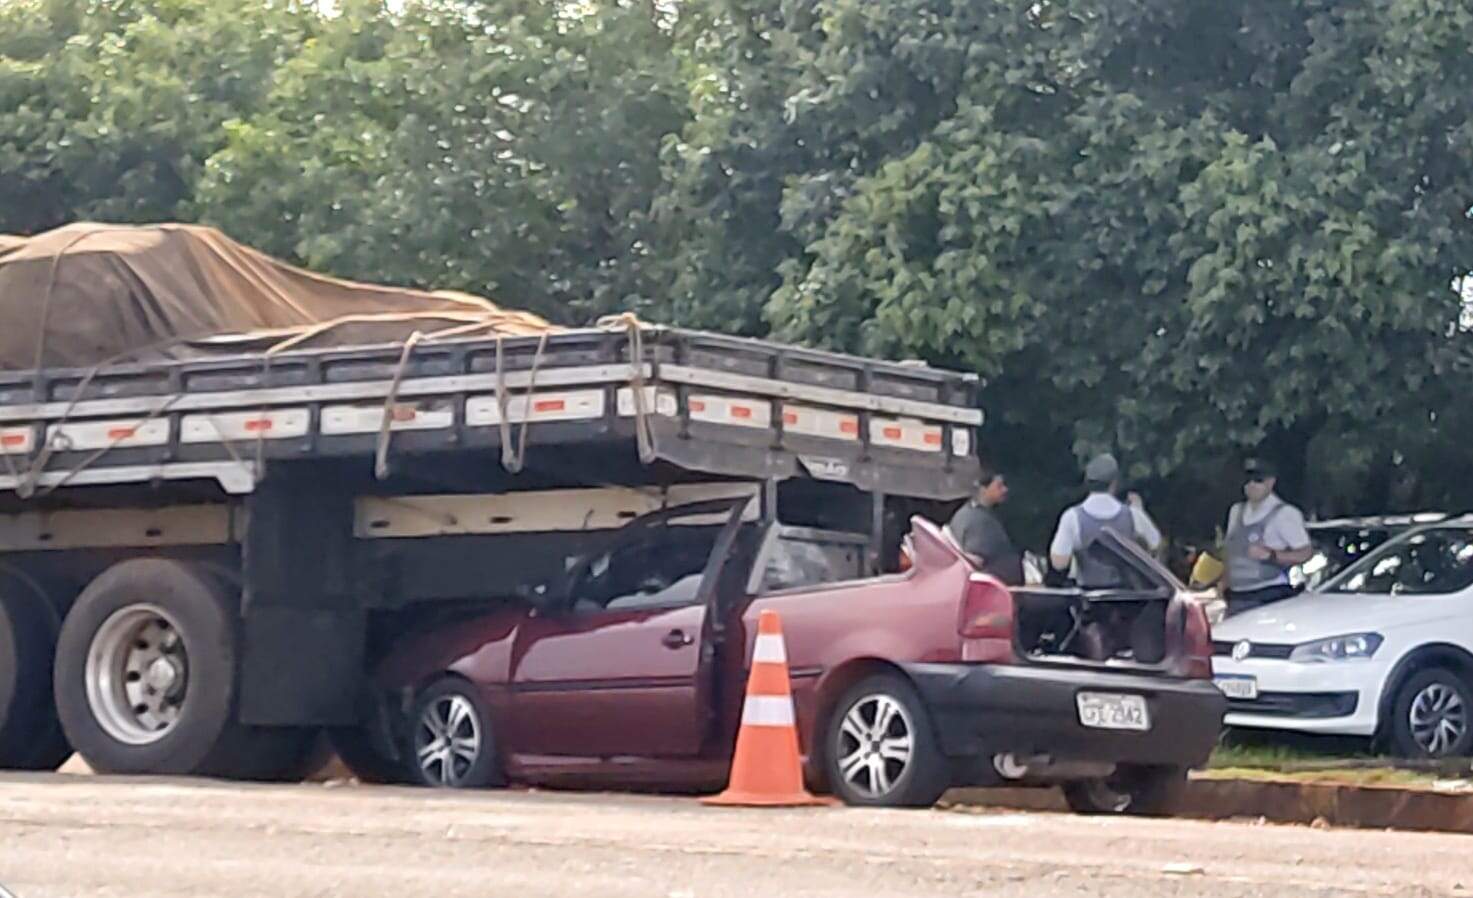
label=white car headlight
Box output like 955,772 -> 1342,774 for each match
1290,633 -> 1384,663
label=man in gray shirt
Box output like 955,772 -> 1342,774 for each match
1049,453 -> 1163,588
948,466 -> 1023,585
1222,458 -> 1313,616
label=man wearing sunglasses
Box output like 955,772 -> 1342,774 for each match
1222,458 -> 1312,616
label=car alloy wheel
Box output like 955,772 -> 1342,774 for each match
824,674 -> 949,808
835,694 -> 915,799
414,694 -> 483,787
1409,682 -> 1467,757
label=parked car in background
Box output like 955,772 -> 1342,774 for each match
1291,514 -> 1449,591
1213,519 -> 1473,758
357,499 -> 1225,814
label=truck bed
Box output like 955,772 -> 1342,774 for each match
0,326 -> 982,502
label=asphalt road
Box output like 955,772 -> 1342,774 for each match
0,773 -> 1467,898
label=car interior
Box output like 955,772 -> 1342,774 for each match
1327,526 -> 1473,596
569,525 -> 722,612
1012,532 -> 1174,665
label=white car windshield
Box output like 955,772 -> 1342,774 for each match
1321,525 -> 1473,596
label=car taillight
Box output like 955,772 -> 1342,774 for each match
958,574 -> 1014,662
1181,598 -> 1214,679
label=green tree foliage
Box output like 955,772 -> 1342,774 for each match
0,0 -> 316,231
194,0 -> 686,322
2,0 -> 1470,538
662,0 -> 1473,535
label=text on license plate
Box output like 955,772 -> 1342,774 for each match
1214,676 -> 1258,700
1076,692 -> 1150,731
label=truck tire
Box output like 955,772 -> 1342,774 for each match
822,673 -> 950,808
1063,765 -> 1188,816
202,726 -> 328,782
404,678 -> 503,789
54,559 -> 249,776
0,574 -> 71,770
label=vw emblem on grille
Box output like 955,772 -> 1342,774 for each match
1232,640 -> 1252,662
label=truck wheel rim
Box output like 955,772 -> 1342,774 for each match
415,694 -> 482,787
1410,683 -> 1467,756
836,694 -> 914,799
84,604 -> 189,746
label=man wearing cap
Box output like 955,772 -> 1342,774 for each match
1048,453 -> 1163,588
1222,458 -> 1312,616
948,465 -> 1023,585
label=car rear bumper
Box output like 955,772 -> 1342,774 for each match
903,662 -> 1226,769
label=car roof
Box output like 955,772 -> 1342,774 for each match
1307,512 -> 1454,531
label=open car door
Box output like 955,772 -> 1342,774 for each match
505,498 -> 750,759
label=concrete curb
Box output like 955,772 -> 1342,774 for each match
946,777 -> 1473,835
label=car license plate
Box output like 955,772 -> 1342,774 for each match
1076,692 -> 1150,731
1215,675 -> 1258,700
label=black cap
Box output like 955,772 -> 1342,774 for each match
1244,458 -> 1278,479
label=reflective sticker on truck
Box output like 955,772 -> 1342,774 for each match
46,418 -> 170,451
465,390 -> 606,426
0,426 -> 34,455
869,416 -> 944,453
687,394 -> 772,429
321,401 -> 454,435
180,409 -> 311,443
781,405 -> 860,441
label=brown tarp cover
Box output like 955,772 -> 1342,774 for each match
0,222 -> 558,371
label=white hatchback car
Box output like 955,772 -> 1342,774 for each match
1212,520 -> 1473,758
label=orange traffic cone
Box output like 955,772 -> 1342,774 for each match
703,609 -> 828,807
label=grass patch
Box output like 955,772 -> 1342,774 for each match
1204,730 -> 1470,789
1201,766 -> 1442,788
1210,741 -> 1369,771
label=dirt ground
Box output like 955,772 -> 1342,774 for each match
0,772 -> 1468,898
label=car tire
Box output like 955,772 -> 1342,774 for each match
0,573 -> 72,770
404,678 -> 503,789
54,559 -> 246,775
328,726 -> 405,785
1388,668 -> 1473,759
1063,764 -> 1188,816
823,673 -> 950,808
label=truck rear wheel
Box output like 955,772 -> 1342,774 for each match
0,572 -> 71,770
54,559 -> 254,776
205,726 -> 327,782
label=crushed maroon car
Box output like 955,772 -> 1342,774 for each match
355,498 -> 1225,813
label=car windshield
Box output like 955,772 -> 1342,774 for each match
1294,527 -> 1396,590
1321,525 -> 1473,596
